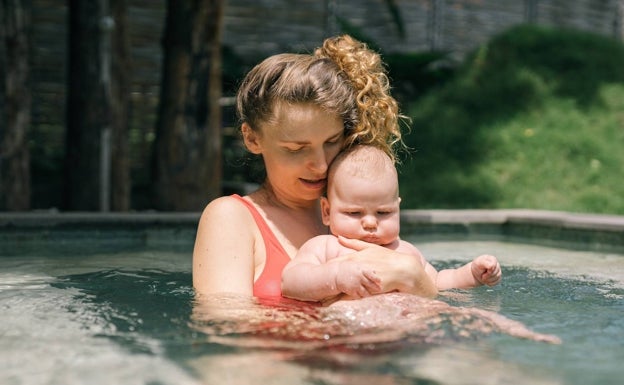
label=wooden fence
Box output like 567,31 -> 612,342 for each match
1,0 -> 622,208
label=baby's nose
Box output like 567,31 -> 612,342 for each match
362,215 -> 377,230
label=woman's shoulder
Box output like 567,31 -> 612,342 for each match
193,195 -> 260,295
195,195 -> 260,253
204,194 -> 249,210
200,195 -> 254,223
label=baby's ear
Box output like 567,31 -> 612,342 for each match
320,197 -> 331,226
398,197 -> 402,205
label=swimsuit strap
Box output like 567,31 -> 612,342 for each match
230,194 -> 291,297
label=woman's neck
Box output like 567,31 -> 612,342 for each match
252,184 -> 328,245
255,183 -> 318,212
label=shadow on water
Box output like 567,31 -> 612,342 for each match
50,266 -> 565,352
49,263 -> 624,384
51,270 -> 211,356
50,269 -> 454,384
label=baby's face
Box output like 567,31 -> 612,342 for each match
322,174 -> 400,246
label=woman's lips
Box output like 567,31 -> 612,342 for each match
300,178 -> 326,190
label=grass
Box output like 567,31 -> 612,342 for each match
398,25 -> 624,215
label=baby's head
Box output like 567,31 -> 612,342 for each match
328,145 -> 398,193
322,145 -> 401,246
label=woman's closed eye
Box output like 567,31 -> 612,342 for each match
324,133 -> 343,147
283,145 -> 305,153
324,138 -> 341,147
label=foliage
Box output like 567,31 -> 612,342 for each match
384,51 -> 455,105
331,17 -> 457,105
399,24 -> 624,214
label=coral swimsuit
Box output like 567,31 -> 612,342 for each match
231,194 -> 291,298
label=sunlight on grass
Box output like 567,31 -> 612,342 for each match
485,84 -> 624,213
399,25 -> 624,215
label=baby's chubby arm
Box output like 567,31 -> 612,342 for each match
434,254 -> 502,290
281,235 -> 382,302
391,241 -> 502,291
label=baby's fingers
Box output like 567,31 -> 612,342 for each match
483,266 -> 502,286
362,270 -> 382,294
477,254 -> 498,269
347,285 -> 372,299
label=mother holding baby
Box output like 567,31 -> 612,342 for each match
192,34 -> 438,299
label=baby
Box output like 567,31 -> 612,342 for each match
281,145 -> 501,302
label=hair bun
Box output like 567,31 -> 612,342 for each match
315,35 -> 406,162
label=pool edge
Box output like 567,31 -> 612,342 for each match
1,210 -> 623,253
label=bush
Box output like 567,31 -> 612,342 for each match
399,24 -> 624,214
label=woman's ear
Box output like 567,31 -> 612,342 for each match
241,122 -> 262,154
321,196 -> 331,226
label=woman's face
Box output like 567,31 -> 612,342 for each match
244,103 -> 345,205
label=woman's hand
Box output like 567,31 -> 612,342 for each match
334,260 -> 382,298
334,236 -> 438,298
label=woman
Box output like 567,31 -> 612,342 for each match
192,35 -> 437,299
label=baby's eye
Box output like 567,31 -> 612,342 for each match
377,211 -> 392,216
346,211 -> 361,216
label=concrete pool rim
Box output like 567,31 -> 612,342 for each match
1,209 -> 624,254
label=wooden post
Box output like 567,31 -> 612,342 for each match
0,0 -> 32,211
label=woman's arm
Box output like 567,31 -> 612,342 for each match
192,196 -> 257,296
337,236 -> 438,298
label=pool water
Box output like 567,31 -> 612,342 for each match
1,240 -> 622,385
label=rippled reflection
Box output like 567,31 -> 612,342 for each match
190,292 -> 560,351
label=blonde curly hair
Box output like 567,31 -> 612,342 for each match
315,35 -> 407,161
236,34 -> 407,162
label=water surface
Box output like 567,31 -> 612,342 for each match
1,240 -> 622,385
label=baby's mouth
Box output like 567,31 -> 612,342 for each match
362,235 -> 380,244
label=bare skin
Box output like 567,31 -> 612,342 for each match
283,234 -> 501,303
193,104 -> 437,297
282,146 -> 500,303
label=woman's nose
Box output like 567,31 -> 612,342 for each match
308,149 -> 328,173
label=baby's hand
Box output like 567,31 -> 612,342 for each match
335,261 -> 382,298
471,254 -> 502,286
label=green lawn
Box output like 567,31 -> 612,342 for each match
398,25 -> 624,215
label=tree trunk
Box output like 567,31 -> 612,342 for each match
0,0 -> 32,211
152,0 -> 224,211
63,0 -> 112,211
110,0 -> 130,211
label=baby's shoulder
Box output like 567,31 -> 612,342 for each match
303,234 -> 340,248
298,234 -> 344,260
394,238 -> 422,255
